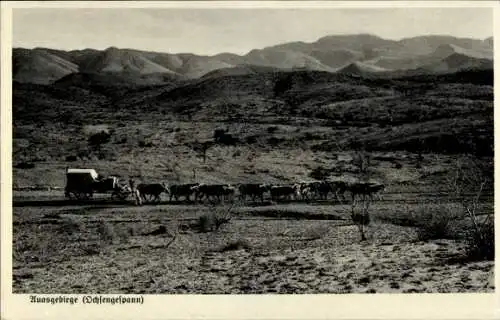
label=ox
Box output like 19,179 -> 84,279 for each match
128,179 -> 142,206
194,184 -> 235,203
169,183 -> 199,202
270,185 -> 300,202
238,183 -> 271,202
347,182 -> 385,202
327,180 -> 349,202
137,183 -> 169,203
297,181 -> 327,200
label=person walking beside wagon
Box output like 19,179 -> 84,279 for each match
129,178 -> 142,206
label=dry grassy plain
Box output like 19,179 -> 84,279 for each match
13,179 -> 494,294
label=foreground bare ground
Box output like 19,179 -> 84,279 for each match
12,197 -> 494,294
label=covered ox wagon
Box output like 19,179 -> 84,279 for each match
64,168 -> 130,200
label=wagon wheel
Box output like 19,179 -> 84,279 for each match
110,190 -> 120,200
118,192 -> 129,201
76,192 -> 91,200
111,190 -> 128,201
73,192 -> 84,200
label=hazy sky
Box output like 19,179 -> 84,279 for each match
13,7 -> 493,55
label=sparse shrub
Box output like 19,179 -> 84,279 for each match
416,208 -> 458,241
88,130 -> 111,151
138,140 -> 153,148
214,130 -> 239,146
77,149 -> 91,160
116,137 -> 127,144
309,166 -> 330,180
96,221 -> 118,244
303,132 -> 323,141
65,155 -> 77,162
197,205 -> 233,233
245,135 -> 258,144
273,75 -> 293,97
43,212 -> 61,220
90,146 -> 118,161
218,239 -> 252,252
267,126 -> 279,133
267,136 -> 284,146
197,214 -> 212,233
304,225 -> 330,240
464,215 -> 494,261
197,212 -> 232,233
393,161 -> 403,169
213,128 -> 226,140
351,213 -> 370,226
14,162 -> 35,169
448,155 -> 494,261
57,219 -> 83,236
379,203 -> 462,241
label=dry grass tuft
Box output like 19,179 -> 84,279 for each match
464,215 -> 494,261
303,225 -> 330,241
197,204 -> 234,233
218,239 -> 252,252
414,204 -> 462,241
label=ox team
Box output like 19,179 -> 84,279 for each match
127,180 -> 385,206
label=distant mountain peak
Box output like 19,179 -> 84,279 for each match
12,33 -> 493,85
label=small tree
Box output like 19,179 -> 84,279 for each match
332,139 -> 374,242
273,75 -> 293,97
214,129 -> 226,142
88,130 -> 111,154
447,155 -> 494,260
350,148 -> 374,241
353,149 -> 372,180
192,140 -> 214,163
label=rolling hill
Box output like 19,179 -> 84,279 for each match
11,33 -> 494,183
13,48 -> 79,84
12,34 -> 493,85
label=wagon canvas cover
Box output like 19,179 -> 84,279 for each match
65,169 -> 99,191
66,168 -> 99,179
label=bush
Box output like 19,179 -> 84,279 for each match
97,221 -> 118,244
214,128 -> 226,140
351,213 -> 370,226
197,212 -> 232,233
14,162 -> 35,169
245,135 -> 258,144
65,155 -> 77,162
267,126 -> 279,133
464,215 -> 494,261
218,239 -> 252,252
376,203 -> 462,241
88,131 -> 111,149
95,221 -> 129,245
266,137 -> 285,147
138,140 -> 153,148
197,205 -> 233,233
77,149 -> 91,160
412,204 -> 461,241
309,166 -> 330,180
214,130 -> 239,146
416,211 -> 457,241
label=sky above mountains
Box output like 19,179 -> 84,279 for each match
13,7 -> 493,56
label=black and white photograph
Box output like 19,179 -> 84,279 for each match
4,0 -> 496,300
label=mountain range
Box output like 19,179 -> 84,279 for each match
13,34 -> 493,85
